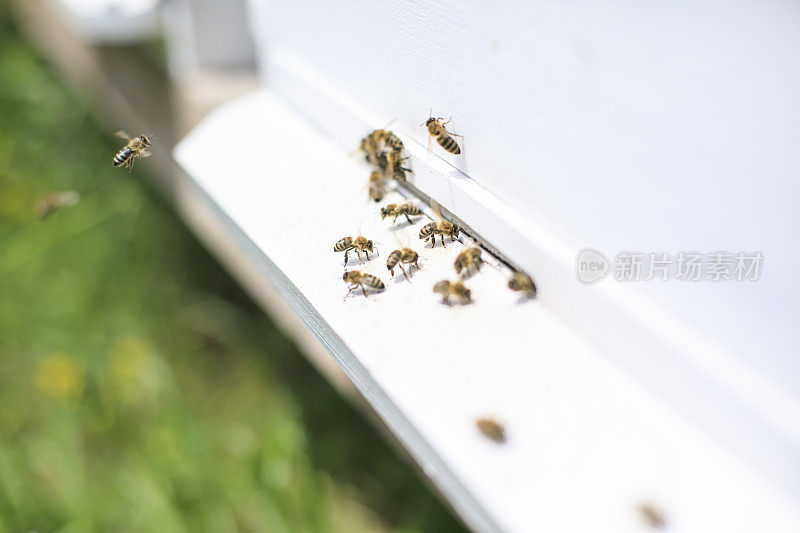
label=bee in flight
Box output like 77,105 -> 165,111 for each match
433,279 -> 471,305
367,171 -> 386,203
508,271 -> 537,298
380,200 -> 421,225
113,131 -> 154,171
36,191 -> 80,219
334,234 -> 375,266
422,114 -> 461,155
454,246 -> 483,278
386,231 -> 420,282
419,199 -> 459,247
476,417 -> 506,443
343,270 -> 385,297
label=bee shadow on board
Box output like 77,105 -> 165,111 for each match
341,252 -> 380,269
341,282 -> 385,302
386,219 -> 417,232
390,264 -> 422,285
515,294 -> 536,305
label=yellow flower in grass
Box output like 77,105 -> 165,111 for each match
106,336 -> 161,404
35,352 -> 84,400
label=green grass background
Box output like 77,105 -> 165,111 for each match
0,7 -> 464,532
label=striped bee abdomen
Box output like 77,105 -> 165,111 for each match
363,274 -> 385,290
437,135 -> 461,154
419,222 -> 437,240
113,147 -> 132,166
334,237 -> 353,252
403,204 -> 421,216
387,250 -> 403,272
385,133 -> 403,152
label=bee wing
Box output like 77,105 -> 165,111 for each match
141,150 -> 153,158
430,198 -> 444,222
392,230 -> 404,248
115,130 -> 132,141
400,229 -> 412,248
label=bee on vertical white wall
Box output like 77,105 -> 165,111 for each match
422,114 -> 462,155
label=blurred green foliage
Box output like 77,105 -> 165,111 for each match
0,7 -> 464,533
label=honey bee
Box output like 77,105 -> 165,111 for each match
343,270 -> 385,297
367,171 -> 386,203
422,115 -> 461,154
637,502 -> 666,529
385,149 -> 413,182
358,126 -> 403,164
358,132 -> 381,166
374,129 -> 404,153
113,131 -> 154,171
433,279 -> 471,305
476,417 -> 506,443
380,200 -> 421,225
334,234 -> 375,265
508,272 -> 537,297
386,232 -> 420,281
36,191 -> 80,219
454,246 -> 483,278
419,199 -> 459,247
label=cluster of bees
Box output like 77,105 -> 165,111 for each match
104,126 -> 670,522
338,114 -> 536,309
109,120 -> 533,445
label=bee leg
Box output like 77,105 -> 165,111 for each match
427,135 -> 432,152
400,264 -> 409,282
393,214 -> 399,225
441,234 -> 447,248
404,213 -> 413,225
343,250 -> 349,266
361,284 -> 368,298
389,268 -> 394,277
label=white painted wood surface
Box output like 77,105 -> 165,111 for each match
161,0 -> 255,77
243,0 -> 800,511
175,91 -> 800,533
46,0 -> 161,43
247,0 -> 800,400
